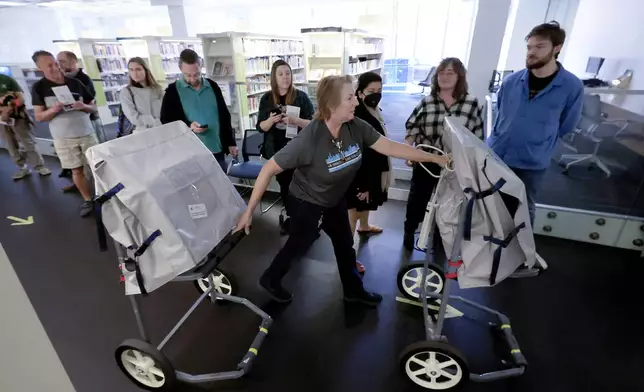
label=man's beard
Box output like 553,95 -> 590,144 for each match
526,50 -> 554,70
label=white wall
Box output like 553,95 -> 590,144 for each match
0,7 -> 63,65
0,5 -> 172,65
563,0 -> 644,114
497,0 -> 549,71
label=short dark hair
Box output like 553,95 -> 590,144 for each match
59,51 -> 78,62
431,57 -> 468,99
32,50 -> 54,64
356,72 -> 382,95
526,21 -> 566,49
178,49 -> 201,67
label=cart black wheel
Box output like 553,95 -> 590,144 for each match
194,268 -> 238,304
400,341 -> 469,390
397,262 -> 445,300
115,339 -> 176,391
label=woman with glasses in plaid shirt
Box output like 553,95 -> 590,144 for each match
403,57 -> 484,251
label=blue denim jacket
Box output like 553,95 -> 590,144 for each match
488,64 -> 583,170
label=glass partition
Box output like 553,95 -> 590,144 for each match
486,90 -> 644,253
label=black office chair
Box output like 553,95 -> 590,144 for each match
417,66 -> 436,94
227,129 -> 280,213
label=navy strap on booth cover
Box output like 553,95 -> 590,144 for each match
124,229 -> 163,295
94,183 -> 125,252
484,222 -> 526,286
463,178 -> 506,241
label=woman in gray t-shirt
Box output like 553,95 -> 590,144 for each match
235,75 -> 449,307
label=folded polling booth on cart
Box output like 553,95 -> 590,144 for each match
436,117 -> 537,288
86,120 -> 247,295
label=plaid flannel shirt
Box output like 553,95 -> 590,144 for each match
405,93 -> 484,150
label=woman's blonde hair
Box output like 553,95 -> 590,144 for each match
127,57 -> 161,90
315,75 -> 354,120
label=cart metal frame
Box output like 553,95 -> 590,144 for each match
115,232 -> 273,385
408,169 -> 528,384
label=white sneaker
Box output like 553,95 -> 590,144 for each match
36,167 -> 52,176
12,167 -> 31,181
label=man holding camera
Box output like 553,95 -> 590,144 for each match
0,73 -> 50,180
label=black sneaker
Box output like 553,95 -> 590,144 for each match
259,275 -> 292,303
344,291 -> 383,307
280,217 -> 290,236
80,200 -> 94,218
58,168 -> 72,178
403,232 -> 415,251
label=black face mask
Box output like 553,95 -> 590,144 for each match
363,92 -> 382,108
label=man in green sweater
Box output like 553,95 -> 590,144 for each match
160,49 -> 237,171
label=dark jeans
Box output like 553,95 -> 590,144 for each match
404,162 -> 441,235
509,167 -> 546,227
263,196 -> 365,296
275,169 -> 295,216
214,152 -> 227,173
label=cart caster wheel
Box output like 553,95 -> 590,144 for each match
194,268 -> 237,304
400,341 -> 469,390
397,262 -> 445,300
116,339 -> 176,391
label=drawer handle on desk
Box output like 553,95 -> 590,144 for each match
547,212 -> 557,219
543,225 -> 552,233
633,239 -> 644,247
589,232 -> 600,240
596,218 -> 606,226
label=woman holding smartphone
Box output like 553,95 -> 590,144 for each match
256,59 -> 314,235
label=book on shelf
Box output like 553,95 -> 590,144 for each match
92,43 -> 125,58
211,60 -> 234,77
159,42 -> 203,59
242,39 -> 303,56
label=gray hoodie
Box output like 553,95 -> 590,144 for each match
119,85 -> 164,130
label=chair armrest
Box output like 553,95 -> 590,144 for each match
601,118 -> 629,125
597,119 -> 630,137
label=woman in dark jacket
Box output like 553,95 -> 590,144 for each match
256,59 -> 314,235
346,72 -> 391,273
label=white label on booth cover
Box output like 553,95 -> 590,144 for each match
188,203 -> 208,219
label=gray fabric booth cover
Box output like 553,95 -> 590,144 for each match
436,117 -> 537,288
86,121 -> 246,295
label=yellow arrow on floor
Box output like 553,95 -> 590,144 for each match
7,216 -> 34,226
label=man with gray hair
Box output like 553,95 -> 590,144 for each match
31,50 -> 98,217
57,50 -> 106,143
160,49 -> 237,171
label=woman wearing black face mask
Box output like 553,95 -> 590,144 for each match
345,72 -> 391,274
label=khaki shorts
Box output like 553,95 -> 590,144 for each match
53,134 -> 99,169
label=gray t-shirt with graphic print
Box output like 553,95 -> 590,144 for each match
273,118 -> 382,208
